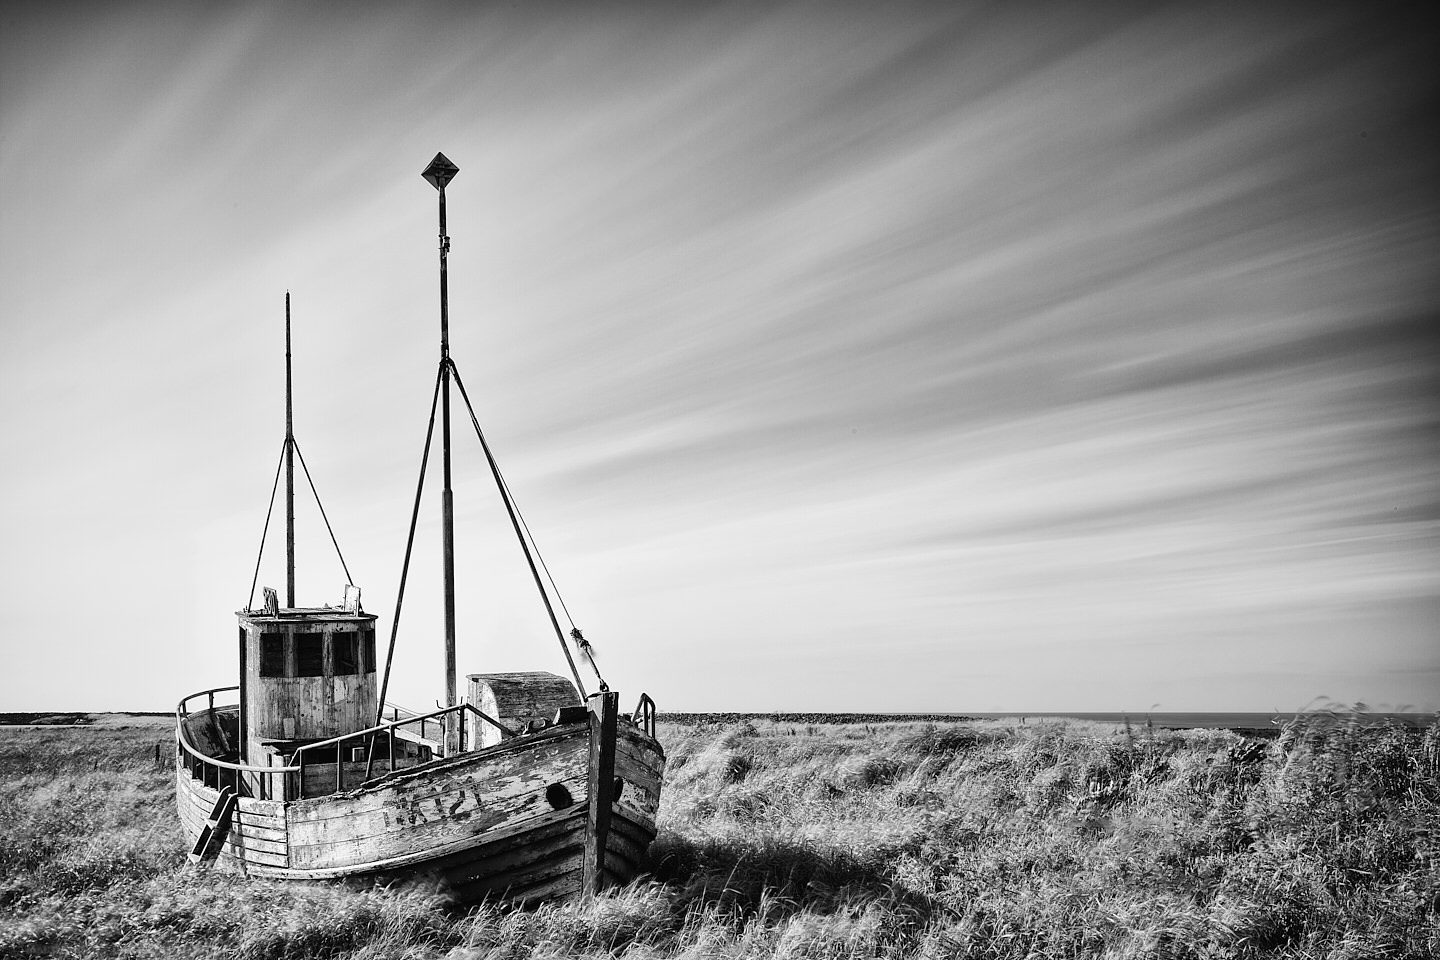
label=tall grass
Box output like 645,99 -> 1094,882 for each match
0,713 -> 1435,958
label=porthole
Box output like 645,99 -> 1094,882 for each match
545,782 -> 573,809
613,777 -> 625,801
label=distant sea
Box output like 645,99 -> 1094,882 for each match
659,711 -> 1435,733
960,712 -> 1435,732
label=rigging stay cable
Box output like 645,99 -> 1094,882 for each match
373,366 -> 443,729
245,440 -> 289,611
244,438 -> 357,610
492,442 -> 608,689
291,439 -> 354,586
481,438 -> 610,690
449,361 -> 603,695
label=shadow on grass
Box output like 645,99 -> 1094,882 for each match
648,829 -> 939,928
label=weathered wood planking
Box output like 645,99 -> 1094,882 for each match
177,800 -> 289,867
440,810 -> 586,887
429,808 -> 589,901
176,771 -> 286,829
176,768 -> 291,867
176,690 -> 665,902
467,672 -> 580,749
287,723 -> 591,870
240,612 -> 378,745
298,759 -> 397,799
457,866 -> 583,906
181,711 -> 235,759
458,861 -> 582,904
289,728 -> 587,840
602,812 -> 654,883
294,723 -> 587,824
613,726 -> 665,828
289,805 -> 586,880
247,665 -> 371,740
439,814 -> 589,901
177,803 -> 288,858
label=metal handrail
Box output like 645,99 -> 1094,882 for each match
292,702 -> 511,761
382,701 -> 423,722
633,692 -> 657,739
175,687 -> 301,774
176,688 -> 517,799
175,686 -> 299,802
291,702 -> 515,795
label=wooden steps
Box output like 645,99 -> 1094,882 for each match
187,786 -> 237,864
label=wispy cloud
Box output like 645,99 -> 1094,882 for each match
1,1 -> 1435,712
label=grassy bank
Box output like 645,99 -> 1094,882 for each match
1,713 -> 1435,958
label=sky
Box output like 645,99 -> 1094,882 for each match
1,1 -> 1436,715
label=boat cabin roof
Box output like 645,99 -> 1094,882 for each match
237,607 -> 377,625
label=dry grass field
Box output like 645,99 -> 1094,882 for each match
1,712 -> 1436,959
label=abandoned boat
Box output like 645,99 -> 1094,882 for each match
175,153 -> 665,904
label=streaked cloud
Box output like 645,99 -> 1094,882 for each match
1,1 -> 1435,712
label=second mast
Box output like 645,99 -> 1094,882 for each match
423,152 -> 461,755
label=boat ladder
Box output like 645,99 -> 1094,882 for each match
188,786 -> 237,864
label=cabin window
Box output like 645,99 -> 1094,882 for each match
296,633 -> 325,677
333,631 -> 360,676
361,627 -> 376,673
259,633 -> 286,677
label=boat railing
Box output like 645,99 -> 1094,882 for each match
379,701 -> 435,739
178,690 -> 522,800
382,701 -> 422,721
175,686 -> 301,800
632,693 -> 657,739
290,702 -> 515,796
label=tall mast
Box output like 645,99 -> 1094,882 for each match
423,152 -> 460,755
285,291 -> 296,609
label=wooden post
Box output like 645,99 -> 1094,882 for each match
582,690 -> 619,896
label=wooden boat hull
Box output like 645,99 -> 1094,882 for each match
176,702 -> 664,904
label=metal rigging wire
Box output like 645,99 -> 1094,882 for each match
243,437 -> 356,610
292,439 -> 353,588
450,361 -> 603,694
373,366 -> 443,728
245,440 -> 289,611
